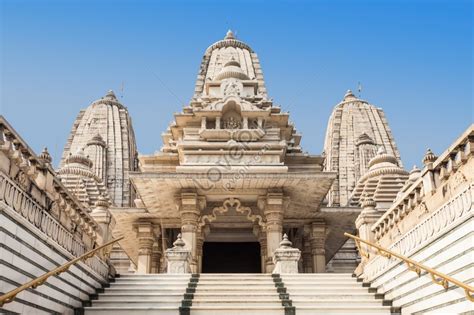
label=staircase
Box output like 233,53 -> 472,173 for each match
82,273 -> 397,315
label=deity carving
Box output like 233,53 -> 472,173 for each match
222,79 -> 243,97
223,116 -> 241,129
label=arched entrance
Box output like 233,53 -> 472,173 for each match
198,198 -> 266,273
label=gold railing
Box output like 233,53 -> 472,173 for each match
0,237 -> 123,307
345,233 -> 474,302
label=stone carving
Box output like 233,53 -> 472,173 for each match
222,115 -> 241,129
165,234 -> 191,274
198,197 -> 265,230
0,172 -> 108,277
272,234 -> 301,274
222,79 -> 243,97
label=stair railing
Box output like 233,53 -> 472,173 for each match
0,236 -> 124,307
345,232 -> 474,302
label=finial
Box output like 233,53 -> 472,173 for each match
94,194 -> 109,209
411,164 -> 420,172
344,89 -> 356,100
279,233 -> 293,248
105,90 -> 117,100
409,164 -> 421,181
225,29 -> 235,40
173,233 -> 186,248
422,148 -> 437,166
361,194 -> 376,209
39,147 -> 52,165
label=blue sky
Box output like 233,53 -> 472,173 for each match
1,0 -> 472,169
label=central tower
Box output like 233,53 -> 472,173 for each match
112,31 -> 356,274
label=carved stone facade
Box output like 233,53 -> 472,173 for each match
109,31 -> 357,274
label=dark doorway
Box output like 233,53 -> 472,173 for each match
202,242 -> 261,273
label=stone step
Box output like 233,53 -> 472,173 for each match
193,281 -> 274,288
189,306 -> 285,315
284,286 -> 369,293
192,300 -> 282,307
84,307 -> 179,315
97,294 -> 184,301
105,288 -> 186,294
283,281 -> 362,289
289,292 -> 377,300
295,306 -> 392,315
90,301 -> 182,308
292,299 -> 386,307
193,296 -> 280,302
195,287 -> 278,292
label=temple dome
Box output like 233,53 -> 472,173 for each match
60,90 -> 138,207
193,30 -> 267,99
64,148 -> 93,169
324,90 -> 403,206
350,149 -> 408,209
214,59 -> 250,81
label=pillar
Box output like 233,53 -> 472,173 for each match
311,219 -> 327,273
354,197 -> 380,275
302,225 -> 313,273
90,195 -> 114,248
135,221 -> 156,274
259,233 -> 268,273
263,192 -> 285,273
179,192 -> 204,273
196,232 -> 204,273
150,242 -> 162,274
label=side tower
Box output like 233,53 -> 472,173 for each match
323,90 -> 402,206
60,90 -> 138,207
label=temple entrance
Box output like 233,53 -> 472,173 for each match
202,242 -> 261,273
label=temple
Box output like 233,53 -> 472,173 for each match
1,31 -> 472,314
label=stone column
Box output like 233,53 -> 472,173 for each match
302,225 -> 313,273
90,195 -> 114,247
259,233 -> 268,273
263,192 -> 285,273
150,242 -> 162,274
135,221 -> 155,274
179,192 -> 204,273
165,234 -> 191,274
354,197 -> 380,275
272,234 -> 301,274
311,220 -> 327,273
196,232 -> 204,273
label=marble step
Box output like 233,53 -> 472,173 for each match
105,288 -> 186,294
289,292 -> 378,300
90,300 -> 182,308
83,307 -> 179,315
295,306 -> 392,315
292,299 -> 386,307
189,306 -> 285,315
193,296 -> 280,302
97,293 -> 184,301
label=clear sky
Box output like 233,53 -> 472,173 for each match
1,0 -> 472,169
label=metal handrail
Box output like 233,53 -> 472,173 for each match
345,233 -> 474,302
0,237 -> 124,307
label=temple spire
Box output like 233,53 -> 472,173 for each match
225,29 -> 235,40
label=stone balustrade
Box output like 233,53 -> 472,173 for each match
370,126 -> 473,242
364,183 -> 473,281
0,116 -> 107,277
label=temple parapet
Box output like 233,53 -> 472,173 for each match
357,124 -> 474,313
0,116 -> 111,314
